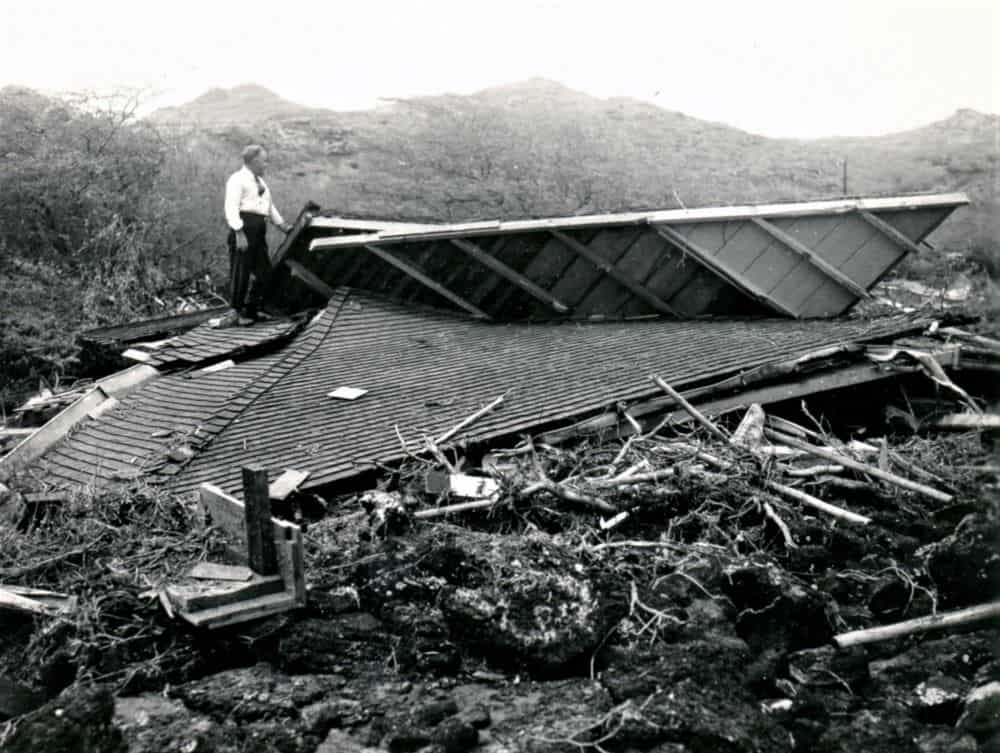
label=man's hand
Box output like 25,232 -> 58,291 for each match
280,222 -> 293,234
235,230 -> 249,252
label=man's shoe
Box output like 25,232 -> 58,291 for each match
237,315 -> 255,326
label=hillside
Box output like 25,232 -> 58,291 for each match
148,80 -> 997,271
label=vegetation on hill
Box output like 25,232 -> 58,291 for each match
1,80 -> 997,407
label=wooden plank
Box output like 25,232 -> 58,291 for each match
649,223 -> 799,318
0,388 -> 111,480
188,562 -> 253,581
268,469 -> 311,501
550,230 -> 677,316
363,244 -> 491,319
449,238 -> 569,314
750,217 -> 871,299
859,210 -> 924,256
199,484 -> 302,591
165,574 -> 284,612
308,193 -> 969,251
269,201 -> 321,267
243,465 -> 278,576
180,591 -> 299,629
284,259 -> 336,299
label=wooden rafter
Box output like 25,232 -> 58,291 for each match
649,223 -> 800,318
858,211 -> 923,256
448,238 -> 569,314
749,218 -> 871,299
284,259 -> 336,299
363,245 -> 491,319
549,230 -> 678,316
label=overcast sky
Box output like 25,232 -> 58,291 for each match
2,0 -> 996,138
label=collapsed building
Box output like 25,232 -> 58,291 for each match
3,191 -> 990,497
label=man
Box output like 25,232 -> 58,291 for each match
224,145 -> 292,323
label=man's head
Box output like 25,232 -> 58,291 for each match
242,144 -> 269,177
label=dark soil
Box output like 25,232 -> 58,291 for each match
1,429 -> 998,752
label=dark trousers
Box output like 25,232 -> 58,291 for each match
228,212 -> 270,316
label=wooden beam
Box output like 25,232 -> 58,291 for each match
284,259 -> 336,299
649,223 -> 800,318
363,244 -> 491,319
269,201 -> 321,268
448,238 -> 569,314
858,211 -> 923,256
749,217 -> 871,299
549,230 -> 678,316
243,465 -> 278,576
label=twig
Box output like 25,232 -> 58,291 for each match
435,392 -> 507,445
413,499 -> 497,519
834,600 -> 1000,648
649,375 -> 730,442
762,501 -> 798,548
764,429 -> 953,504
423,436 -> 457,473
784,464 -> 844,477
589,540 -> 687,553
521,479 -> 617,515
0,546 -> 91,580
765,481 -> 872,526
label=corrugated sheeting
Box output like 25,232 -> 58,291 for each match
165,289 -> 928,496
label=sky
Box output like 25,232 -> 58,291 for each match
1,0 -> 996,138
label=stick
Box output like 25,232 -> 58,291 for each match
764,429 -> 953,504
650,375 -> 730,442
521,479 -> 617,515
765,481 -> 872,525
834,600 -> 1000,648
414,499 -> 497,519
763,501 -> 798,548
594,469 -> 675,488
785,464 -> 844,477
588,540 -> 687,553
435,393 -> 507,445
765,415 -> 826,444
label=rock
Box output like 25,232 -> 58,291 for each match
382,725 -> 432,752
300,697 -> 363,737
602,679 -> 793,753
0,674 -> 45,721
273,615 -> 389,673
869,633 -> 996,691
114,694 -> 225,753
2,683 -> 125,753
602,638 -> 750,702
915,729 -> 979,753
437,533 -> 621,676
430,717 -> 478,753
170,663 -> 340,722
911,674 -> 966,724
957,681 -> 1000,740
722,560 -> 836,654
316,729 -> 380,753
924,511 -> 1000,608
412,697 -> 459,726
813,708 -> 925,752
307,585 -> 361,616
786,645 -> 869,692
458,705 -> 491,729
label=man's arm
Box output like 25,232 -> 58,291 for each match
224,173 -> 244,232
268,201 -> 290,233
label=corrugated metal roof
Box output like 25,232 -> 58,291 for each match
168,289 -> 927,495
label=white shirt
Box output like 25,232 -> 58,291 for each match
224,166 -> 285,232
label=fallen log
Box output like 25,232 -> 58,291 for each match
834,600 -> 1000,648
931,413 -> 1000,430
763,429 -> 953,504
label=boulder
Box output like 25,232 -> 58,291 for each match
2,684 -> 124,753
957,681 -> 1000,740
924,511 -> 1000,608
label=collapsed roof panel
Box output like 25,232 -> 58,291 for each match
267,193 -> 968,321
151,289 -> 928,496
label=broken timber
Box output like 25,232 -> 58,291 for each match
162,471 -> 306,629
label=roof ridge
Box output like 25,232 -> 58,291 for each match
168,291 -> 351,481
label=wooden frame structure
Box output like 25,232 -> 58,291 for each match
265,192 -> 966,321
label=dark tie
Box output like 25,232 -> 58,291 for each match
255,176 -> 265,197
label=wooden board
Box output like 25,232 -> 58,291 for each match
198,483 -> 305,606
